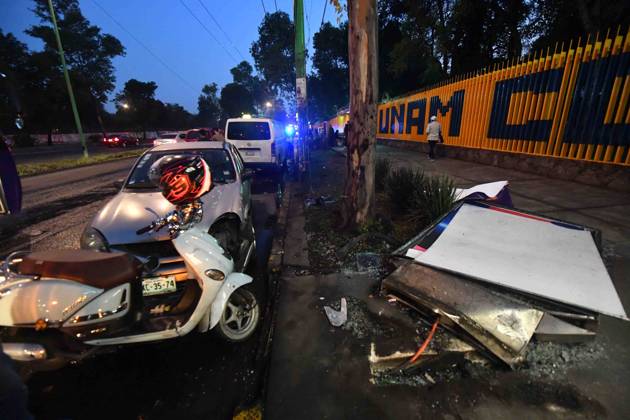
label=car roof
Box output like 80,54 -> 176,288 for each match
151,141 -> 227,151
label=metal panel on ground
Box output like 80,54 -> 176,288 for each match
412,203 -> 628,320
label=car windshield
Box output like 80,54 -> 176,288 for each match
227,122 -> 271,140
159,133 -> 177,139
125,149 -> 236,189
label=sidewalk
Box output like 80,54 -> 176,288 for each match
265,148 -> 630,419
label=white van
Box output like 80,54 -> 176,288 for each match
225,117 -> 287,170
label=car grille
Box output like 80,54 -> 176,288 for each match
111,241 -> 189,281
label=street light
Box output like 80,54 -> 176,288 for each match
265,101 -> 272,108
120,102 -> 129,110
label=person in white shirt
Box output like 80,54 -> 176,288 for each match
426,115 -> 442,160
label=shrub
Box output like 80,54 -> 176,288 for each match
414,175 -> 455,223
13,132 -> 36,147
375,158 -> 391,191
386,167 -> 425,212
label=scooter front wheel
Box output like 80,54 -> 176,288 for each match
216,286 -> 260,342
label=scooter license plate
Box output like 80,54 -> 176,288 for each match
142,276 -> 177,296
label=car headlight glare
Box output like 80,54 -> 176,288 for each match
80,227 -> 109,252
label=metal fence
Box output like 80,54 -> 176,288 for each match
375,28 -> 630,165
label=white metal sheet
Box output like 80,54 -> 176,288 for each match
414,203 -> 628,320
454,181 -> 508,201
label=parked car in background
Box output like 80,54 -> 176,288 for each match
182,128 -> 212,142
225,117 -> 287,171
103,134 -> 140,148
153,132 -> 182,146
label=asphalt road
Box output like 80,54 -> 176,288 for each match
1,160 -> 281,419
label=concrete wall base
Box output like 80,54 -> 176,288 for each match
378,139 -> 630,193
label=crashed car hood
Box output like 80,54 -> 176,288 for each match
91,186 -> 230,245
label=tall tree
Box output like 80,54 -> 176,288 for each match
230,60 -> 270,112
220,83 -> 255,120
115,79 -> 159,137
27,0 -> 124,136
341,0 -> 378,228
250,11 -> 296,95
196,83 -> 221,127
310,22 -> 349,119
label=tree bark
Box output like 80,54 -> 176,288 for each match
340,0 -> 378,229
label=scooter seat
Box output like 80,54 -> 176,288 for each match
18,250 -> 142,290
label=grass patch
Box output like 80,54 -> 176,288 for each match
17,150 -> 145,177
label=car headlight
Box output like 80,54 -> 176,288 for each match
80,227 -> 109,252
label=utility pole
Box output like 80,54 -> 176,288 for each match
294,0 -> 307,175
47,0 -> 88,158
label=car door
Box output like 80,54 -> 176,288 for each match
231,145 -> 251,221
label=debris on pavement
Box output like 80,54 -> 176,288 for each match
324,297 -> 347,327
378,199 -> 627,373
304,195 -> 337,208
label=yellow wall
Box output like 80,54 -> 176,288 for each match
346,28 -> 630,165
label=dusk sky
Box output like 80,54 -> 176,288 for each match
1,0 -> 343,112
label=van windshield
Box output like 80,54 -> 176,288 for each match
227,121 -> 271,140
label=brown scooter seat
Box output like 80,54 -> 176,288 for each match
18,250 -> 142,290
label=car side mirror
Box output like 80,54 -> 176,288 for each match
242,169 -> 255,181
0,141 -> 22,214
112,179 -> 124,189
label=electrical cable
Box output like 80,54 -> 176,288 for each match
196,0 -> 246,61
178,0 -> 238,63
90,0 -> 197,92
260,0 -> 267,14
409,318 -> 440,364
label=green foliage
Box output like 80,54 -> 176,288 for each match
375,158 -> 391,191
196,83 -> 221,127
384,165 -> 455,224
414,175 -> 455,223
220,83 -> 255,119
386,167 -> 425,212
250,12 -> 295,95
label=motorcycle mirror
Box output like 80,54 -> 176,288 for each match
0,139 -> 22,214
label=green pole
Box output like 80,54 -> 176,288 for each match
47,0 -> 88,158
294,0 -> 307,173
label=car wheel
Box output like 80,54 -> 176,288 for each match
216,285 -> 260,342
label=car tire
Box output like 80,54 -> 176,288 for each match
215,284 -> 260,342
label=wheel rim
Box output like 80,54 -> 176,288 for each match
219,288 -> 259,341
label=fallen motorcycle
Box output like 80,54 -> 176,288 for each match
0,155 -> 259,372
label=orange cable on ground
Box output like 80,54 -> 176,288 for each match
409,318 -> 440,364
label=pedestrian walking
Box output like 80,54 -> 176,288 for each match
426,115 -> 442,160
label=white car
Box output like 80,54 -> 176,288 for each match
225,117 -> 287,171
153,132 -> 185,146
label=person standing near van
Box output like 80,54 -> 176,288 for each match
426,115 -> 442,160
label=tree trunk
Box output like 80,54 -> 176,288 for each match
340,0 -> 378,229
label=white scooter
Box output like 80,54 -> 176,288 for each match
0,156 -> 259,371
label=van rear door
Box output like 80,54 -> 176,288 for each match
225,120 -> 276,166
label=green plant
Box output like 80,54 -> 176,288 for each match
386,167 -> 425,212
414,175 -> 456,222
375,158 -> 391,191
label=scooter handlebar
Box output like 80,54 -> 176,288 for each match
136,224 -> 153,235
